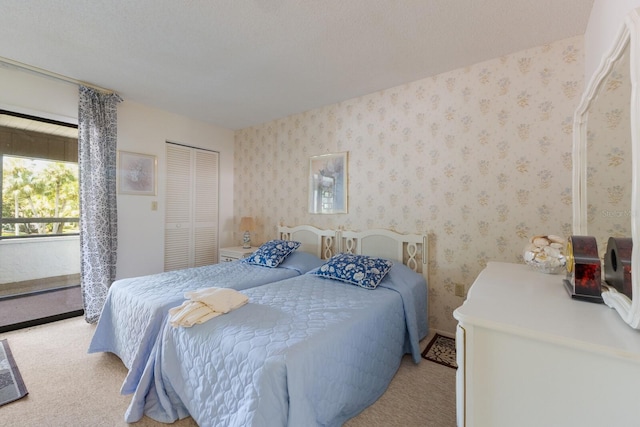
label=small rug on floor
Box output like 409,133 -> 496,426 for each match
0,339 -> 28,406
421,334 -> 457,369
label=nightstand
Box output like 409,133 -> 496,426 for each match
219,246 -> 256,262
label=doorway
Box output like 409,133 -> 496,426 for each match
0,110 -> 83,332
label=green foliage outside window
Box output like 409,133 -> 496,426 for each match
1,156 -> 79,237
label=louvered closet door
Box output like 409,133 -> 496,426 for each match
165,144 -> 191,271
193,150 -> 218,266
165,143 -> 219,271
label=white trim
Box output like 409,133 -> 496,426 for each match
0,55 -> 114,94
0,102 -> 78,125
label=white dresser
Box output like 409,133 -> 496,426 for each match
453,262 -> 640,427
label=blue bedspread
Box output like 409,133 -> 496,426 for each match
88,251 -> 323,394
125,263 -> 428,426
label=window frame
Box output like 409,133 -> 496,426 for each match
0,110 -> 79,240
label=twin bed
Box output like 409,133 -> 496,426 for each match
89,225 -> 428,426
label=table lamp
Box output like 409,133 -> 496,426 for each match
239,217 -> 255,249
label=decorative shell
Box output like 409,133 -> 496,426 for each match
523,234 -> 567,274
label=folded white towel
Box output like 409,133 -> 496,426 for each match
168,287 -> 248,328
185,287 -> 249,313
168,300 -> 221,328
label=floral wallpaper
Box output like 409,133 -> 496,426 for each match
234,35 -> 584,333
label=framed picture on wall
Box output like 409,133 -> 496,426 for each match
118,150 -> 157,195
308,152 -> 348,214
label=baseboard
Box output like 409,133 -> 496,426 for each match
0,284 -> 81,301
0,310 -> 84,334
1,274 -> 80,298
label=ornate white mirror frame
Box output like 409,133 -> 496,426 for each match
573,8 -> 640,328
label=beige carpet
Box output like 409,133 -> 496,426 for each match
0,317 -> 456,426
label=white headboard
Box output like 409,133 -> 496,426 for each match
278,225 -> 338,260
339,229 -> 428,282
276,225 -> 428,282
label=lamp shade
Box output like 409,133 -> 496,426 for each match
239,216 -> 255,231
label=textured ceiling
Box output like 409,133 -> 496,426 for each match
0,0 -> 594,130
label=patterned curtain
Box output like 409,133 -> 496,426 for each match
78,86 -> 122,323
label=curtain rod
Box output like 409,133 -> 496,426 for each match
0,55 -> 115,94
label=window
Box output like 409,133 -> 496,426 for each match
0,111 -> 78,239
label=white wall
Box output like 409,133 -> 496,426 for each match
585,0 -> 640,80
116,101 -> 235,279
0,236 -> 79,283
0,65 -> 235,281
0,65 -> 78,123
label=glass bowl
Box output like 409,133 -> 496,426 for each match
523,235 -> 567,274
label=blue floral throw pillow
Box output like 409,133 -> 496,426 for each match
312,253 -> 393,289
242,239 -> 301,268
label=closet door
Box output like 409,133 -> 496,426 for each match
193,149 -> 219,266
165,144 -> 191,271
165,143 -> 219,271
